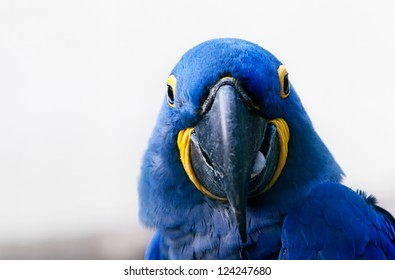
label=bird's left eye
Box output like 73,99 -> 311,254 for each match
167,75 -> 177,107
278,65 -> 290,99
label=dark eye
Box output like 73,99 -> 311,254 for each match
166,75 -> 176,107
283,73 -> 290,95
167,85 -> 175,106
277,65 -> 290,99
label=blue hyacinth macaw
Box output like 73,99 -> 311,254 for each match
138,38 -> 395,259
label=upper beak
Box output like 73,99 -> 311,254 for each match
189,77 -> 268,243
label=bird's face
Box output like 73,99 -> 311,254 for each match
162,39 -> 293,243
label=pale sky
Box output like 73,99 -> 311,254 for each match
0,0 -> 394,249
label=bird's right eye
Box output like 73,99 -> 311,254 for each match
167,75 -> 176,107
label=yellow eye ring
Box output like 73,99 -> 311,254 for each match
278,65 -> 290,99
167,75 -> 177,107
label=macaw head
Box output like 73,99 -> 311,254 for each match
139,38 -> 343,244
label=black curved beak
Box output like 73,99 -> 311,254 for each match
189,77 -> 271,243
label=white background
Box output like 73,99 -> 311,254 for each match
0,0 -> 394,259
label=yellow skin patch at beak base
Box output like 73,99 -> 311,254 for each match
177,118 -> 290,201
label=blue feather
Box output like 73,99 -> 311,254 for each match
138,38 -> 395,259
280,183 -> 395,259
